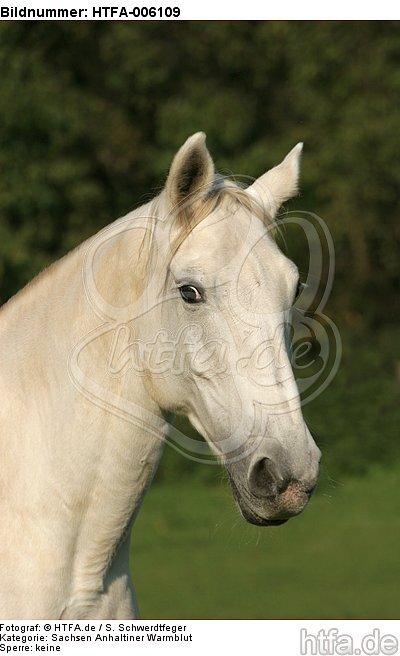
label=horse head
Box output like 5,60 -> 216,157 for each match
142,133 -> 321,526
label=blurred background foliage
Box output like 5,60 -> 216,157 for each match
0,20 -> 399,475
0,21 -> 399,617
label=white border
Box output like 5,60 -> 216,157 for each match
0,0 -> 399,21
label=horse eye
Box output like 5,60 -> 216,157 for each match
179,285 -> 203,304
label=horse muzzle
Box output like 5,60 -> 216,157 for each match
227,446 -> 320,526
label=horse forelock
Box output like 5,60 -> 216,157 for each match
156,175 -> 275,262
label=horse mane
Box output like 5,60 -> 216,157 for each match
0,177 -> 273,318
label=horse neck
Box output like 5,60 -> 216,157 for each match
0,204 -> 168,615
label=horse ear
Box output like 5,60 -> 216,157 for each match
248,143 -> 303,218
165,132 -> 215,210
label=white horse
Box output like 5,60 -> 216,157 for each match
0,133 -> 320,619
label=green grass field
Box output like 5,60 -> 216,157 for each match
131,464 -> 400,619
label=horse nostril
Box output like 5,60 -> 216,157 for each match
248,457 -> 281,500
